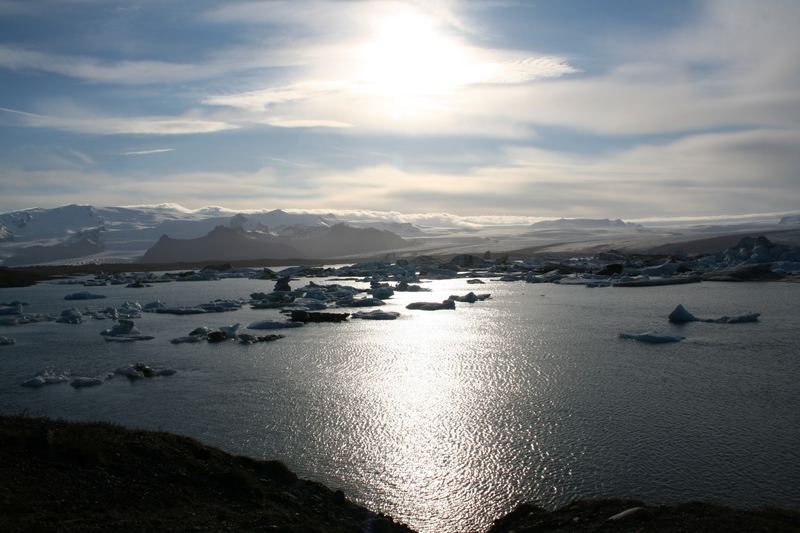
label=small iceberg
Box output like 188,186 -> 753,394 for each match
64,291 -> 106,300
219,323 -> 241,338
0,304 -> 22,315
56,308 -> 83,324
668,304 -> 760,324
100,319 -> 154,342
447,292 -> 490,303
406,300 -> 456,311
237,333 -> 285,345
289,310 -> 349,323
247,320 -> 304,330
70,375 -> 110,388
394,280 -> 430,292
341,297 -> 385,308
170,335 -> 205,344
371,287 -> 395,299
0,336 -> 15,346
619,331 -> 685,344
22,369 -> 70,388
114,363 -> 176,380
143,300 -> 166,312
352,310 -> 400,320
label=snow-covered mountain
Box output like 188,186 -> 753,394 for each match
529,218 -> 643,230
0,204 -> 414,265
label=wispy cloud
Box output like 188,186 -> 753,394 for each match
0,105 -> 237,135
120,148 -> 176,156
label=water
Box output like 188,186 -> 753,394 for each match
1,278 -> 799,532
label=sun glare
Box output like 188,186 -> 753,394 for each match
353,8 -> 474,118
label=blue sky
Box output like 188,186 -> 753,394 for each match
0,0 -> 798,218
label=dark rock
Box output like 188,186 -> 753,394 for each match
597,263 -> 624,276
289,310 -> 349,323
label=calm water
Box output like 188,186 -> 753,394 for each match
1,278 -> 799,532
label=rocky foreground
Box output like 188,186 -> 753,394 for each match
1,416 -> 798,532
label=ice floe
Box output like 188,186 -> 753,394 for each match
351,310 -> 400,320
247,320 -> 304,330
64,291 -> 106,300
619,332 -> 685,344
22,368 -> 70,387
406,300 -> 456,311
668,304 -> 760,324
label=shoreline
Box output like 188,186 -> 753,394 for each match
1,415 -> 798,532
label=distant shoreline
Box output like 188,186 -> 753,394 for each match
1,415 -> 798,532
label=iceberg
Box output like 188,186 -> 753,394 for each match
114,363 -> 175,380
21,369 -> 70,388
64,291 -> 106,300
247,320 -> 304,330
668,304 -> 760,324
70,376 -> 106,388
352,310 -> 400,320
406,300 -> 456,311
447,292 -> 490,303
619,331 -> 685,344
100,319 -> 154,341
289,310 -> 349,323
237,333 -> 285,345
56,308 -> 83,324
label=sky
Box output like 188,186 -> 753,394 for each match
0,0 -> 798,218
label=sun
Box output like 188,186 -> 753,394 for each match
352,7 -> 475,118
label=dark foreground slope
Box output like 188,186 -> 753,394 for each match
0,416 -> 412,533
1,416 -> 798,533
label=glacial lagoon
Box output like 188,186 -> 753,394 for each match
1,277 -> 798,532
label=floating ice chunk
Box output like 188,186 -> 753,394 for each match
371,287 -> 394,299
70,376 -> 105,388
21,369 -> 70,387
247,320 -> 304,330
352,310 -> 400,320
115,363 -> 176,380
56,308 -> 83,324
447,292 -> 490,303
218,323 -> 241,338
406,300 -> 456,311
101,319 -> 153,341
101,319 -> 140,336
619,331 -> 685,344
237,333 -> 284,345
0,304 -> 22,315
289,310 -> 349,323
143,300 -> 166,312
710,313 -> 760,324
668,304 -> 760,324
668,304 -> 697,323
170,335 -> 205,344
342,298 -> 385,308
64,291 -> 106,300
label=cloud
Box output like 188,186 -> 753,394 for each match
1,125 -> 797,218
0,105 -> 237,135
120,148 -> 175,156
